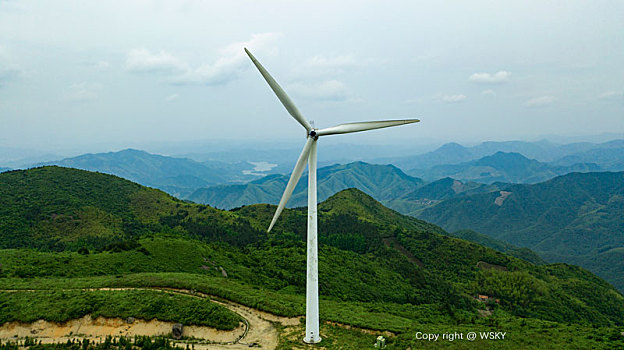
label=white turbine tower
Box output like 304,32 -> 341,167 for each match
245,48 -> 419,344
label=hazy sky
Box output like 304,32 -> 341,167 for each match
1,0 -> 623,153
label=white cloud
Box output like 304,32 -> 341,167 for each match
524,95 -> 555,107
598,91 -> 623,100
468,71 -> 510,84
124,33 -> 280,85
440,94 -> 467,103
171,32 -> 281,85
125,49 -> 187,73
165,93 -> 179,102
481,89 -> 496,97
64,82 -> 102,102
288,79 -> 352,102
304,55 -> 356,68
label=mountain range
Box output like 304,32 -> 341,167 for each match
378,139 -> 624,171
553,146 -> 624,170
3,139 -> 620,201
188,152 -> 601,214
416,171 -> 624,292
37,149 -> 270,198
1,166 -> 623,333
409,151 -> 600,183
6,140 -> 624,293
187,161 -> 424,209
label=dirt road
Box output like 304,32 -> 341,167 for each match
0,287 -> 301,350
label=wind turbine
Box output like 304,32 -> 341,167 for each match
244,48 -> 419,344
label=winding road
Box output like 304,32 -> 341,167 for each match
0,287 -> 301,350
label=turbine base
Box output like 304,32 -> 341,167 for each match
303,335 -> 322,344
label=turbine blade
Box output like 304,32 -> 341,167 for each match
244,48 -> 312,132
268,137 -> 314,232
316,119 -> 420,136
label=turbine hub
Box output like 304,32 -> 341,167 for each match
309,129 -> 317,138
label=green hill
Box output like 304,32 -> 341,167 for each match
0,166 -> 263,251
417,171 -> 624,291
188,161 -> 424,209
1,166 -> 624,348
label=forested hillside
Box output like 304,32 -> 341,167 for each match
417,171 -> 624,291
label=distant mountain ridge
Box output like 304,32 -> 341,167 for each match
187,153 -> 609,215
379,138 -> 624,172
38,149 -> 267,198
188,161 -> 424,209
553,144 -> 624,170
409,151 -> 600,183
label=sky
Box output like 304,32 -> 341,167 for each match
0,0 -> 623,155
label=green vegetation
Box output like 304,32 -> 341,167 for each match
1,336 -> 184,350
449,230 -> 545,265
417,171 -> 624,291
383,177 -> 508,217
1,166 -> 623,348
0,166 -> 262,251
392,316 -> 624,349
0,289 -> 240,330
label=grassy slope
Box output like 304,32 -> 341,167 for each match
0,289 -> 241,330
